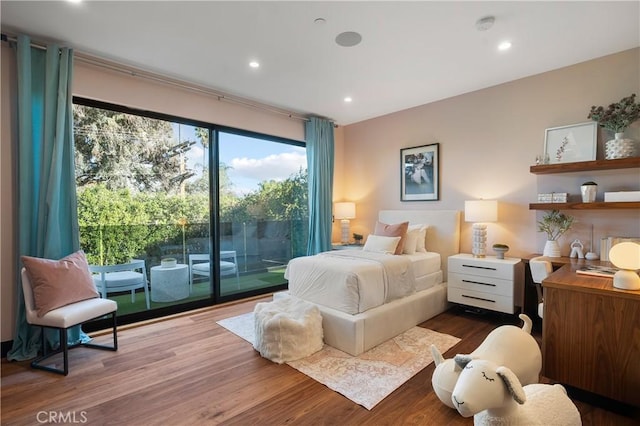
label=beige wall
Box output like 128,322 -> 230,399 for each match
1,44 -> 18,344
341,48 -> 640,258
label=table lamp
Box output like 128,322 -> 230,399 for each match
465,200 -> 498,258
334,202 -> 356,244
609,242 -> 640,290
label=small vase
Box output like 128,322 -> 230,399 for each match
605,132 -> 637,159
580,184 -> 597,203
543,240 -> 561,258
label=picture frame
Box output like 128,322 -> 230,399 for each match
400,143 -> 439,201
543,122 -> 598,164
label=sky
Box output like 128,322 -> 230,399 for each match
174,124 -> 306,196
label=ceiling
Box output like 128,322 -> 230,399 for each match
2,1 -> 639,125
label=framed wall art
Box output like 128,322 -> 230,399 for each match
400,143 -> 439,201
543,122 -> 597,164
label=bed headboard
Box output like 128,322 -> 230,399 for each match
378,210 -> 461,277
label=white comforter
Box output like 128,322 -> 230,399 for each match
284,250 -> 416,314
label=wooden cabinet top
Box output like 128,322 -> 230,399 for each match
542,262 -> 640,301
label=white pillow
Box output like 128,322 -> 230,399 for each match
403,228 -> 420,255
408,224 -> 429,253
363,235 -> 401,254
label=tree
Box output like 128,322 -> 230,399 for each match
74,105 -> 185,193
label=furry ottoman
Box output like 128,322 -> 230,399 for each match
253,297 -> 324,364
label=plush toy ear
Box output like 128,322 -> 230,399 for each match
454,354 -> 475,369
431,345 -> 444,366
496,366 -> 527,404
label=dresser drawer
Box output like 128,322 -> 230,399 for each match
448,272 -> 513,298
448,256 -> 516,280
448,287 -> 515,314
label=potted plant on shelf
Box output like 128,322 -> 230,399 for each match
537,210 -> 575,257
588,93 -> 640,159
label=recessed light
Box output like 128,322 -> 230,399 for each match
498,41 -> 512,51
344,97 -> 353,103
249,61 -> 260,68
314,18 -> 326,25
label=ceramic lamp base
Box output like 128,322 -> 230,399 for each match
613,270 -> 640,290
471,223 -> 487,258
340,219 -> 351,245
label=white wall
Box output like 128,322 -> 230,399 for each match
340,48 -> 640,258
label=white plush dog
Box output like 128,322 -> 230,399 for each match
451,358 -> 581,425
431,314 -> 541,408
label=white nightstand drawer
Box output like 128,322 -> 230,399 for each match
448,272 -> 513,298
448,255 -> 517,280
448,287 -> 515,314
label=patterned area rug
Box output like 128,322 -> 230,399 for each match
217,312 -> 460,410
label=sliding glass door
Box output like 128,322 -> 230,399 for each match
73,98 -> 306,327
217,131 -> 307,298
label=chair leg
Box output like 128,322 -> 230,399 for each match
83,311 -> 118,352
30,327 -> 70,376
31,312 -> 118,376
143,281 -> 150,310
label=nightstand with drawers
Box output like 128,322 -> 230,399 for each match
447,254 -> 524,314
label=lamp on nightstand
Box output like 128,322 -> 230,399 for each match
609,242 -> 640,290
465,199 -> 498,258
334,202 -> 356,245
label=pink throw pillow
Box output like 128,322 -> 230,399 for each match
22,250 -> 99,317
374,221 -> 409,255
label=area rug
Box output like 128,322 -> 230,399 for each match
217,312 -> 460,410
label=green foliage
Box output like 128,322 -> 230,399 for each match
74,104 -> 309,265
537,210 -> 574,241
588,94 -> 640,133
78,166 -> 309,264
74,104 -> 185,193
78,185 -> 210,265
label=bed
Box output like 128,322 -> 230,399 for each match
276,210 -> 460,356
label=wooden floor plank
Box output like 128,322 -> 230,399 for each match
2,297 -> 638,425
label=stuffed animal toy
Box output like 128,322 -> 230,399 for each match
451,358 -> 581,425
430,314 -> 541,409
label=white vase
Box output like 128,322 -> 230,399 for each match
543,240 -> 561,257
605,132 -> 637,159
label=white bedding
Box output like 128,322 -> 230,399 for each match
285,250 -> 439,315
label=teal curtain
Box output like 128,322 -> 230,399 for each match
305,117 -> 334,255
7,35 -> 88,361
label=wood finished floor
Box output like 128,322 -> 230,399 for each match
2,297 -> 638,425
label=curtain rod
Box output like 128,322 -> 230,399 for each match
2,32 -> 336,125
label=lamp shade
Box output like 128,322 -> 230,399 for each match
609,242 -> 640,290
609,242 -> 640,270
464,200 -> 498,223
334,202 -> 356,220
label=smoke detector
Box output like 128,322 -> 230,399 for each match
476,16 -> 495,31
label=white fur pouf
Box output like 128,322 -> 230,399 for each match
253,297 -> 324,364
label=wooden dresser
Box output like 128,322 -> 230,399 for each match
542,262 -> 640,406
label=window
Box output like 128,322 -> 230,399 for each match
73,99 -> 306,327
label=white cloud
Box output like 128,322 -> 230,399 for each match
230,151 -> 306,182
